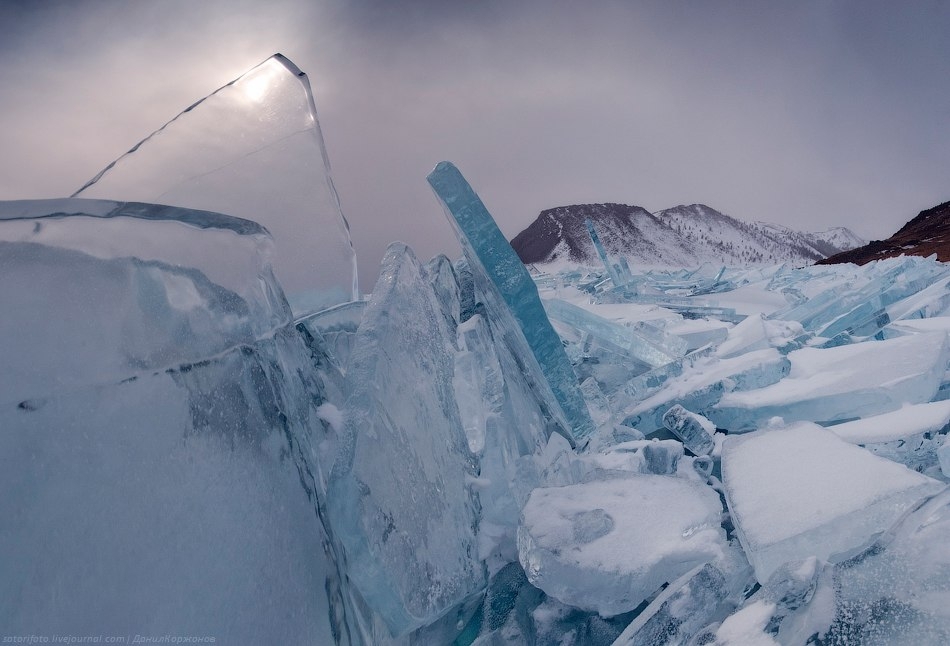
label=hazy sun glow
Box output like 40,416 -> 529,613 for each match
240,59 -> 284,103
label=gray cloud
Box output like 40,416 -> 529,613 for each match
1,0 -> 948,289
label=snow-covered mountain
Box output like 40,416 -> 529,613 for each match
511,202 -> 864,267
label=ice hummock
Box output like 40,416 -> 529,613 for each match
73,54 -> 358,316
15,68 -> 950,643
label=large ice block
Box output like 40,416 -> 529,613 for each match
715,332 -> 949,430
427,162 -> 593,441
518,476 -> 726,616
721,422 -> 945,583
326,243 -> 484,636
73,54 -> 358,315
0,200 -> 339,642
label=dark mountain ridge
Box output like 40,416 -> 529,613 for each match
819,201 -> 950,265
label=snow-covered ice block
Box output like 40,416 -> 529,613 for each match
428,161 -> 593,441
709,600 -> 780,646
518,476 -> 726,616
327,243 -> 484,635
722,422 -> 944,583
716,332 -> 949,430
828,400 -> 950,445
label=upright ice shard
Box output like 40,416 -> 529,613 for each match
427,162 -> 594,441
586,219 -> 632,287
73,54 -> 357,316
326,243 -> 484,636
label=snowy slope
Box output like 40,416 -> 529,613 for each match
511,203 -> 864,267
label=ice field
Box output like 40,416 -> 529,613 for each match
4,54 -> 950,645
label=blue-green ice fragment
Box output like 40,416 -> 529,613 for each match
427,162 -> 594,442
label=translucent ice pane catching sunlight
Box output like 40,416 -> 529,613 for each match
74,54 -> 357,316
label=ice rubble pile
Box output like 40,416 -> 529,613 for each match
6,59 -> 950,646
8,176 -> 950,646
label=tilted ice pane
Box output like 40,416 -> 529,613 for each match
518,476 -> 727,616
0,201 -> 339,641
326,243 -> 483,636
663,405 -> 716,456
544,298 -> 685,368
715,332 -> 949,430
73,54 -> 357,315
427,161 -> 593,441
622,348 -> 791,433
611,545 -> 754,646
722,422 -> 944,584
714,313 -> 804,359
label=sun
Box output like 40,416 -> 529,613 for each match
240,58 -> 284,103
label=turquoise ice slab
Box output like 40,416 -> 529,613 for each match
427,162 -> 593,442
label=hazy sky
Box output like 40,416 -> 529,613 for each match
1,0 -> 948,287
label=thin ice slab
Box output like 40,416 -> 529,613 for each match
427,161 -> 593,441
74,54 -> 358,315
518,476 -> 726,616
828,400 -> 950,445
722,422 -> 944,583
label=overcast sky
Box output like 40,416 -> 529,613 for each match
1,0 -> 948,288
